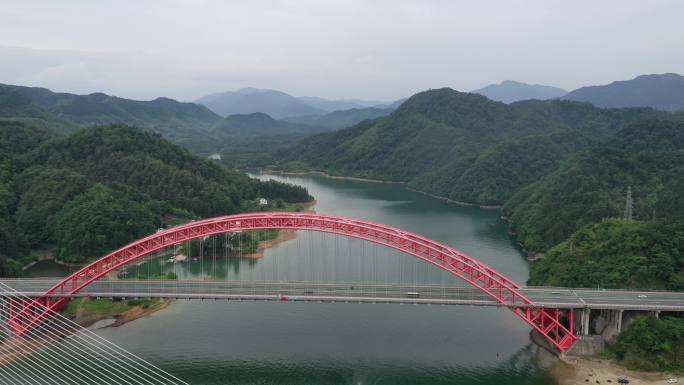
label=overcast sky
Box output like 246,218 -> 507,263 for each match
1,0 -> 683,102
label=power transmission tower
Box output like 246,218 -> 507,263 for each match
623,186 -> 633,222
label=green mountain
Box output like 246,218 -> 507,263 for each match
504,119 -> 684,252
214,112 -> 316,137
0,121 -> 311,275
0,83 -> 223,151
209,112 -> 325,168
0,85 -> 75,132
0,85 -> 55,120
528,219 -> 684,290
563,73 -> 684,111
277,88 -> 665,203
283,107 -> 393,130
212,109 -> 397,168
409,130 -> 594,205
472,80 -> 567,103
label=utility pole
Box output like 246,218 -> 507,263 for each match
623,186 -> 633,222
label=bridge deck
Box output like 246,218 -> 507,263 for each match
1,279 -> 683,311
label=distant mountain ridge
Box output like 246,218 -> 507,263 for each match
283,107 -> 392,130
196,87 -> 394,118
472,80 -> 567,103
0,83 -> 395,157
5,84 -> 221,126
562,73 -> 684,111
0,83 -> 222,148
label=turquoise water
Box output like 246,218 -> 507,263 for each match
30,174 -> 557,384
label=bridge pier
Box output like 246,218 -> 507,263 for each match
574,308 -> 623,337
616,309 -> 623,332
605,309 -> 623,332
578,308 -> 591,335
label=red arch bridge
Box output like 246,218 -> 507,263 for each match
7,211 -> 638,352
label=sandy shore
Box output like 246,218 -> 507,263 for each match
293,199 -> 317,211
74,298 -> 174,329
242,229 -> 298,259
237,198 -> 316,259
550,357 -> 674,385
108,299 -> 173,327
0,299 -> 173,366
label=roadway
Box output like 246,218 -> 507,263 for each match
1,279 -> 683,311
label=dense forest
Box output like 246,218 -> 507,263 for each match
527,219 -> 684,289
605,315 -> 684,372
276,88 -> 669,201
505,120 -> 684,252
282,107 -> 392,130
0,120 -> 311,275
271,89 -> 684,291
503,119 -> 684,290
409,129 -> 594,205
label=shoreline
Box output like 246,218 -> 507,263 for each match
530,331 -> 675,385
21,254 -> 55,270
261,169 -> 504,209
241,229 -> 298,259
500,215 -> 545,261
73,298 -> 174,329
262,169 -> 406,184
0,299 -> 173,367
22,254 -> 88,271
232,199 -> 317,259
550,356 -> 673,385
292,199 -> 317,211
405,187 -> 502,209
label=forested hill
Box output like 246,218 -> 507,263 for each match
0,83 -> 222,151
283,107 -> 393,130
213,112 -> 316,137
504,119 -> 684,253
5,84 -> 221,128
471,80 -> 567,103
276,88 -> 668,204
0,121 -> 311,275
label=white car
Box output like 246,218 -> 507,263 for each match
666,379 -> 678,384
637,294 -> 648,298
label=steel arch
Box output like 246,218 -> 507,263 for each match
9,212 -> 576,351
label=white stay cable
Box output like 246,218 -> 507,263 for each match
0,294 -> 174,385
0,295 -> 179,385
0,282 -> 188,384
0,294 -> 157,385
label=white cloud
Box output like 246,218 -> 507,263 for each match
0,0 -> 683,100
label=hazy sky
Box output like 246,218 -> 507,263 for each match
1,0 -> 683,101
